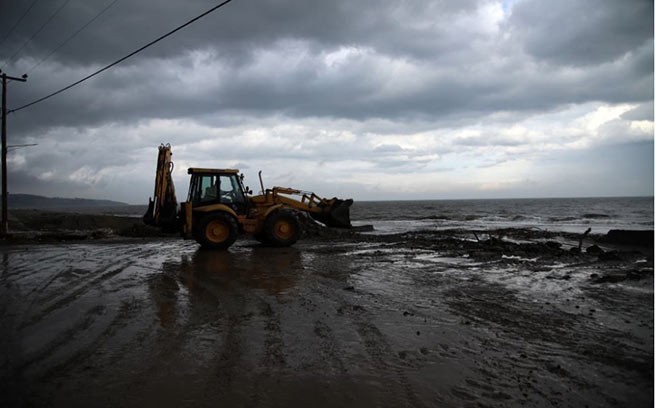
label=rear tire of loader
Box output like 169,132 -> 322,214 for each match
195,212 -> 238,250
263,210 -> 300,247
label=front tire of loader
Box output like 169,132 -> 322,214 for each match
263,210 -> 300,247
195,212 -> 238,250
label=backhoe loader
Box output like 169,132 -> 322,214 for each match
143,144 -> 352,249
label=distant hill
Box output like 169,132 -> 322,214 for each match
4,194 -> 129,209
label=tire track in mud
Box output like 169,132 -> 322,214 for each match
18,245 -> 163,330
444,279 -> 579,344
306,268 -> 425,408
246,298 -> 287,408
115,262 -> 232,400
164,263 -> 258,403
4,242 -> 229,405
443,276 -> 654,407
213,310 -> 244,390
20,261 -> 136,329
309,243 -> 550,407
259,300 -> 286,368
351,314 -> 424,408
308,243 -> 569,407
1,250 -> 70,280
288,283 -> 353,379
311,318 -> 347,375
1,251 -> 72,324
443,281 -> 581,404
18,304 -> 106,374
128,265 -> 287,407
32,296 -> 146,384
4,244 -> 176,403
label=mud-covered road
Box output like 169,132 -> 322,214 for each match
1,231 -> 653,407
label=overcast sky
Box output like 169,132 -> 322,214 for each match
1,0 -> 652,203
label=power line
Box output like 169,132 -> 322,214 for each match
0,0 -> 42,49
27,0 -> 120,75
0,0 -> 72,70
7,143 -> 38,152
10,0 -> 234,114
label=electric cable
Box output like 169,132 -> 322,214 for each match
0,0 -> 42,49
26,0 -> 120,75
10,0 -> 234,114
0,0 -> 72,70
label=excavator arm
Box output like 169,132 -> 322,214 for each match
255,187 -> 353,228
143,144 -> 179,230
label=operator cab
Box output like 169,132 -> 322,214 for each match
187,168 -> 248,214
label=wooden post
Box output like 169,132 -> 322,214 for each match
2,73 -> 8,236
0,71 -> 28,236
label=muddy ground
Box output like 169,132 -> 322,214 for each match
0,212 -> 653,407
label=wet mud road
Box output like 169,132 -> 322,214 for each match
1,235 -> 652,407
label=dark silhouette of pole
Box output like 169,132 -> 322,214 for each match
1,71 -> 27,235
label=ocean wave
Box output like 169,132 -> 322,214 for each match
582,213 -> 611,219
549,216 -> 578,222
422,215 -> 452,220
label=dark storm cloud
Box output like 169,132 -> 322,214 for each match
0,0 -> 652,201
1,0 -> 484,65
2,0 -> 652,138
508,0 -> 653,66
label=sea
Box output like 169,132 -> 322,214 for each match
112,196 -> 652,236
349,197 -> 654,235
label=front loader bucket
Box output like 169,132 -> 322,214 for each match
311,198 -> 353,228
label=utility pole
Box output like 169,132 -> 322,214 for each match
1,70 -> 28,236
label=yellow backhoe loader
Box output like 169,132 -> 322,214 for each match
143,144 -> 352,249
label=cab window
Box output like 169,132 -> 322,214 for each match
200,175 -> 218,202
219,175 -> 245,203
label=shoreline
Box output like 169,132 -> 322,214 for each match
1,210 -> 652,249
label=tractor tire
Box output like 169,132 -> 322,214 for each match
263,210 -> 300,247
194,212 -> 238,250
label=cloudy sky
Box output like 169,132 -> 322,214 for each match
0,0 -> 652,203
